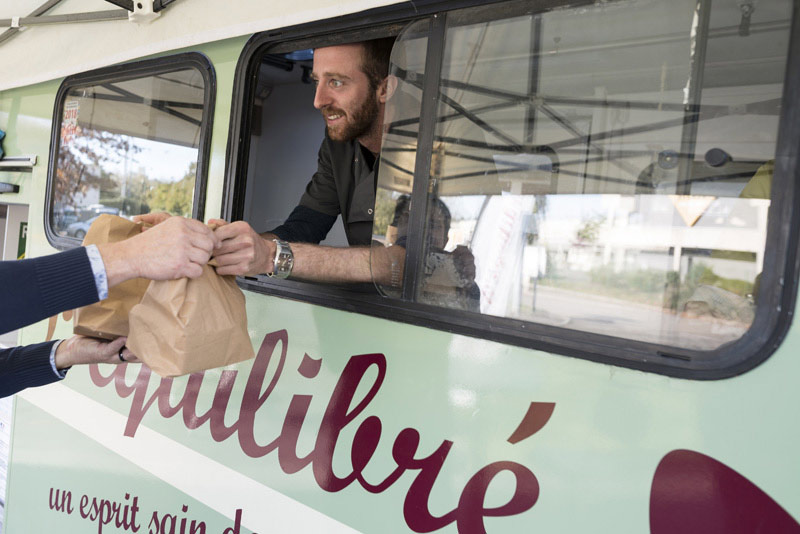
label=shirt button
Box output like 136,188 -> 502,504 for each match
368,208 -> 373,215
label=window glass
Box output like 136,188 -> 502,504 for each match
50,65 -> 208,240
373,20 -> 429,296
374,0 -> 791,351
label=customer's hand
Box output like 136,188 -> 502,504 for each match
54,335 -> 139,369
99,216 -> 220,285
133,212 -> 172,226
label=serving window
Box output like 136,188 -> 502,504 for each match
230,0 -> 799,377
46,53 -> 215,248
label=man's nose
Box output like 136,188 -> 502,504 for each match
313,83 -> 330,109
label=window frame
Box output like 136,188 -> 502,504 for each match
45,52 -> 216,250
225,0 -> 800,379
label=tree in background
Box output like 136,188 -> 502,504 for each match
55,128 -> 135,213
146,161 -> 196,217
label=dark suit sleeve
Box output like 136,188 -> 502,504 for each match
0,247 -> 100,397
0,341 -> 61,397
0,246 -> 99,335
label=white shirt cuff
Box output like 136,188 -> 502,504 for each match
49,340 -> 69,379
84,244 -> 109,300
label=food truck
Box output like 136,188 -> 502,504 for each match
1,0 -> 799,532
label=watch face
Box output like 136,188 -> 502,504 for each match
273,240 -> 293,278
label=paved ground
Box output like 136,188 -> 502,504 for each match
515,284 -> 749,351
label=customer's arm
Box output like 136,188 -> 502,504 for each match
0,215 -> 219,336
0,216 -> 218,398
0,336 -> 138,398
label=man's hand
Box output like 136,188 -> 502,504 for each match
98,216 -> 220,286
210,219 -> 376,283
54,335 -> 140,369
209,219 -> 275,276
452,245 -> 476,282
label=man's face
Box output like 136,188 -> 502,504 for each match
312,44 -> 380,143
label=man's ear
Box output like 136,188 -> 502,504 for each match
378,74 -> 399,104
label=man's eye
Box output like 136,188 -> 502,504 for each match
330,79 -> 343,88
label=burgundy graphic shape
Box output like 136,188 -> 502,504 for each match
650,449 -> 800,534
507,402 -> 555,444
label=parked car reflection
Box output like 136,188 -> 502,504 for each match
66,214 -> 101,239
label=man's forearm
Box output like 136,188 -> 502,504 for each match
290,244 -> 372,283
258,231 -> 372,283
215,223 -> 401,285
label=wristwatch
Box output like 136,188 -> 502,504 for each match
269,239 -> 294,279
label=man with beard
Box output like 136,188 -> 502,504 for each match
210,38 -> 396,283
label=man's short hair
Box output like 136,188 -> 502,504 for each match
361,37 -> 395,90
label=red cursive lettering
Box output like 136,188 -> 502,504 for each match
89,329 -> 542,533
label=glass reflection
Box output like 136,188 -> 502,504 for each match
373,0 -> 790,350
51,67 -> 206,239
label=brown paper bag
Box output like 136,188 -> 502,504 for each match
126,260 -> 255,377
73,214 -> 151,340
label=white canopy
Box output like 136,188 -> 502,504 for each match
0,0 -> 399,92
